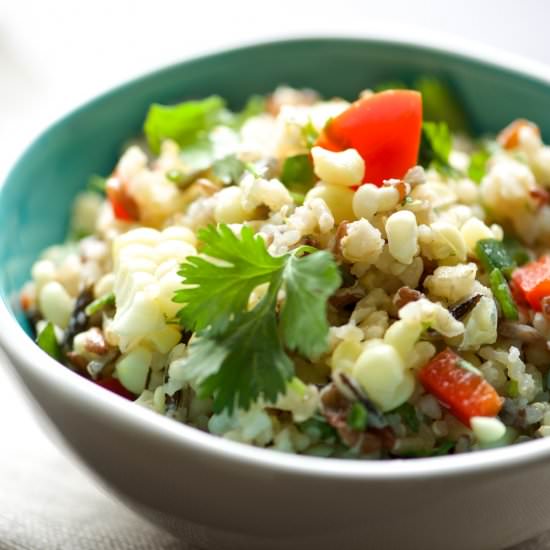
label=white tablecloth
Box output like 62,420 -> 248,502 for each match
2,2 -> 550,548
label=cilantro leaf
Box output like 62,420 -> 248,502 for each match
173,224 -> 340,413
415,77 -> 469,133
144,96 -> 226,154
36,322 -> 61,360
174,225 -> 284,332
419,121 -> 457,176
198,291 -> 293,414
280,251 -> 341,358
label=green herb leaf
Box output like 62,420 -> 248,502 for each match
174,224 -> 285,333
197,291 -> 293,414
419,121 -> 457,176
347,402 -> 369,431
280,154 -> 316,192
174,224 -> 340,413
468,149 -> 491,184
415,77 -> 469,133
280,251 -> 341,358
211,155 -> 246,186
144,96 -> 226,154
85,292 -> 115,316
489,268 -> 519,321
36,322 -> 61,360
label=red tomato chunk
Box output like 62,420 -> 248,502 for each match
316,90 -> 422,186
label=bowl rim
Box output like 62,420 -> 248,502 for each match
3,32 -> 550,482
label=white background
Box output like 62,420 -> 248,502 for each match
1,0 -> 549,546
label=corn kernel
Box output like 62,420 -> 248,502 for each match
311,146 -> 365,187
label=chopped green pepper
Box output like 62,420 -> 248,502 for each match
475,239 -> 516,277
502,236 -> 530,267
489,268 -> 519,320
507,379 -> 519,398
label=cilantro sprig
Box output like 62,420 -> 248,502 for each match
173,224 -> 341,413
419,121 -> 458,176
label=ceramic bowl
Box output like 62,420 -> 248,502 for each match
2,36 -> 550,550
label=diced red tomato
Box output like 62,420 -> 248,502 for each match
418,349 -> 503,426
95,377 -> 135,400
106,177 -> 140,222
511,256 -> 550,311
497,118 -> 540,150
316,90 -> 422,186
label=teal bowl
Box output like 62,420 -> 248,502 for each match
2,37 -> 550,550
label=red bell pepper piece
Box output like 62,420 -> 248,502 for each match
511,256 -> 550,311
316,90 -> 422,186
418,349 -> 503,426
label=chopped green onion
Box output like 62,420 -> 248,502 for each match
489,268 -> 519,320
475,239 -> 516,277
347,402 -> 369,431
507,379 -> 519,398
392,402 -> 420,433
36,322 -> 61,360
85,292 -> 116,316
289,191 -> 305,205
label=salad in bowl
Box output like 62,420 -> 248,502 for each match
22,79 -> 550,460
